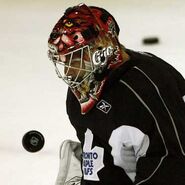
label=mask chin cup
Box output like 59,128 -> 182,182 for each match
94,67 -> 109,81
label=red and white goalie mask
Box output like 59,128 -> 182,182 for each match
48,3 -> 123,114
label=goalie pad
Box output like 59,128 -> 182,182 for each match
55,140 -> 82,185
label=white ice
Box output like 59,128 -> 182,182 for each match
0,0 -> 185,184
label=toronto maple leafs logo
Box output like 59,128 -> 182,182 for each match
82,129 -> 104,181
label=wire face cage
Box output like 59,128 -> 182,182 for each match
49,45 -> 94,88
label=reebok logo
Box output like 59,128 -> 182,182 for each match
96,100 -> 111,114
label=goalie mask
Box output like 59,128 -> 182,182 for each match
48,3 -> 123,114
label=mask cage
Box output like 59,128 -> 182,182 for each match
52,45 -> 95,88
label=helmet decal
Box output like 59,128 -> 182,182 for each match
92,46 -> 114,72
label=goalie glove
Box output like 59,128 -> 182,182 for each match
55,140 -> 82,185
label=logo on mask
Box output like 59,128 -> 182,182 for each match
92,46 -> 114,72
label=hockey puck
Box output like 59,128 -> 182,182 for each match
142,37 -> 159,45
22,130 -> 45,153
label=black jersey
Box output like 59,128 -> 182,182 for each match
66,49 -> 185,185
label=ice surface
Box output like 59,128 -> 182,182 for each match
1,0 -> 185,184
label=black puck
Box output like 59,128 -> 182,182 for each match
142,37 -> 159,45
22,130 -> 45,153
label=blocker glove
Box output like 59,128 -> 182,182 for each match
55,140 -> 82,185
